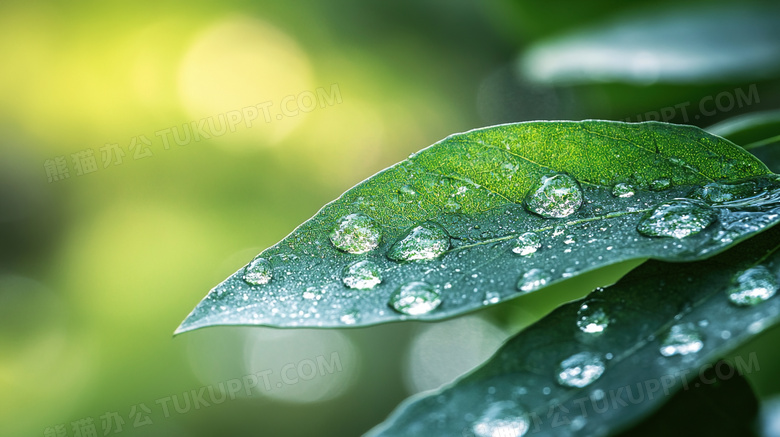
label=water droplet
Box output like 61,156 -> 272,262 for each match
563,235 -> 576,245
690,180 -> 763,203
660,323 -> 704,356
511,232 -> 542,256
524,173 -> 583,218
727,266 -> 778,306
517,269 -> 551,293
483,291 -> 500,305
443,199 -> 462,213
471,401 -> 530,437
389,281 -> 441,315
302,287 -> 324,300
342,260 -> 382,290
398,184 -> 418,203
556,352 -> 605,388
329,213 -> 382,254
649,178 -> 671,191
577,301 -> 610,334
243,257 -> 273,285
636,199 -> 717,239
387,221 -> 450,261
612,183 -> 635,198
340,311 -> 359,325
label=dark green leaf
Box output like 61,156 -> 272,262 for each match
617,361 -> 759,437
176,120 -> 780,333
367,225 -> 780,437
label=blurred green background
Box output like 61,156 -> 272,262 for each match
2,0 -> 780,436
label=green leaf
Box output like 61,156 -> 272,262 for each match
176,120 -> 780,333
368,225 -> 780,437
616,361 -> 759,436
519,4 -> 780,85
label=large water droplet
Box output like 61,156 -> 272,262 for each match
329,213 -> 382,254
342,260 -> 382,290
660,323 -> 704,356
387,221 -> 450,261
517,269 -> 551,293
243,257 -> 273,285
576,301 -> 610,334
511,232 -> 542,256
636,199 -> 717,239
727,266 -> 778,306
612,183 -> 635,198
471,401 -> 530,437
556,352 -> 605,388
388,281 -> 441,315
524,174 -> 583,218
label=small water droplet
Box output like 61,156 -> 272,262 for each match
342,260 -> 382,290
483,290 -> 501,305
471,401 -> 530,437
511,232 -> 542,256
398,184 -> 418,203
563,235 -> 576,245
556,352 -> 605,388
329,213 -> 382,254
524,173 -> 583,218
577,301 -> 610,334
302,287 -> 324,300
443,199 -> 462,213
727,266 -> 778,306
637,199 -> 717,239
340,311 -> 359,325
389,281 -> 441,315
243,257 -> 273,285
649,178 -> 671,191
612,183 -> 635,198
660,323 -> 704,356
517,269 -> 551,293
387,221 -> 450,261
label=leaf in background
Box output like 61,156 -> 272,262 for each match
176,120 -> 780,332
519,4 -> 780,85
368,225 -> 780,437
616,361 -> 759,436
706,110 -> 780,173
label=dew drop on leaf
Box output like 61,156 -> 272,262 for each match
483,290 -> 501,305
660,323 -> 704,356
342,260 -> 382,290
727,266 -> 778,306
302,287 -> 324,300
511,232 -> 542,256
556,352 -> 605,388
611,182 -> 635,198
523,173 -> 583,218
243,257 -> 273,285
340,310 -> 359,325
388,281 -> 441,315
387,221 -> 450,262
471,401 -> 530,437
517,268 -> 551,293
576,301 -> 610,334
328,213 -> 382,254
649,178 -> 672,191
636,199 -> 717,239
